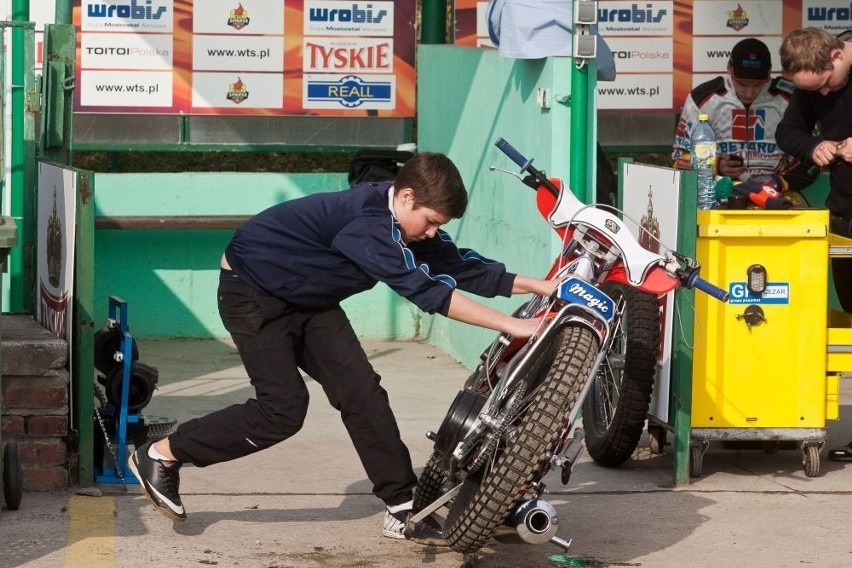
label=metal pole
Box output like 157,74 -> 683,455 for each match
420,0 -> 447,44
672,170 -> 698,485
569,62 -> 590,203
10,0 -> 30,313
56,0 -> 72,24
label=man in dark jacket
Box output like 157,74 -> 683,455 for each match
776,28 -> 852,305
776,27 -> 852,461
127,152 -> 560,544
673,37 -> 813,194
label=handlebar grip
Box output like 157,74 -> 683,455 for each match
495,137 -> 533,171
689,274 -> 729,302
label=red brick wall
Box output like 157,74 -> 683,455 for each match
1,372 -> 71,491
1,316 -> 71,491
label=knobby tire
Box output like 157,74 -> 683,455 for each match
443,325 -> 596,554
582,282 -> 660,467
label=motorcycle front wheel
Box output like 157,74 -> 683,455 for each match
443,324 -> 596,554
582,281 -> 660,467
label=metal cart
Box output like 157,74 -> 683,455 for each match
689,209 -> 842,478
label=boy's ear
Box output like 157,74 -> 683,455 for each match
398,187 -> 415,204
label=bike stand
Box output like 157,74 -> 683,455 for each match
94,297 -> 141,485
408,483 -> 461,527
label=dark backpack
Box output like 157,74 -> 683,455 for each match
348,150 -> 415,186
596,143 -> 617,207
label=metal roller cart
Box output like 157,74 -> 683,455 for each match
689,209 -> 846,478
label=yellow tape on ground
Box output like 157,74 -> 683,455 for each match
65,495 -> 116,567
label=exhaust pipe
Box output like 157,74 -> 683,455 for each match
508,499 -> 559,545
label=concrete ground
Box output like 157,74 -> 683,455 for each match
4,338 -> 852,568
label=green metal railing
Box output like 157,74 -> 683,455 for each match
6,8 -> 36,314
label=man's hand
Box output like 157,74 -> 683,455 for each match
811,140 -> 841,167
836,138 -> 852,164
717,154 -> 746,179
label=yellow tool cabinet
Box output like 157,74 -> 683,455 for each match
690,209 -> 845,477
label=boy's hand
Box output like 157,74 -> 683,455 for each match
511,275 -> 564,296
508,317 -> 541,339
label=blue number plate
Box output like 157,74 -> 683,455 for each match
558,277 -> 615,321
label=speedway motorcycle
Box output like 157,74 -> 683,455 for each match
409,138 -> 728,554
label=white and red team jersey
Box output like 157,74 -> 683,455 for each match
672,75 -> 797,182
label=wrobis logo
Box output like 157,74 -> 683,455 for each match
805,1 -> 852,31
83,0 -> 172,31
304,1 -> 394,36
598,3 -> 667,23
597,1 -> 671,35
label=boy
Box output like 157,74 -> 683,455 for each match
672,37 -> 813,193
128,152 -> 559,545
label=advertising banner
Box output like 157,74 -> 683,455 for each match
455,0 -> 849,113
37,162 -> 76,342
73,0 -> 416,116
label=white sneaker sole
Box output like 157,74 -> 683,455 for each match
127,453 -> 187,522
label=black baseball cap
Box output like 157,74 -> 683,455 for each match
729,38 -> 772,81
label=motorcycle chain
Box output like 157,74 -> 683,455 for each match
94,384 -> 128,487
465,380 -> 528,474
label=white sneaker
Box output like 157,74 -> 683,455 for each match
382,509 -> 446,546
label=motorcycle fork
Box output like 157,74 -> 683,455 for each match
550,296 -> 624,470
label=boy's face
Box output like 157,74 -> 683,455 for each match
728,71 -> 769,105
790,49 -> 850,95
394,187 -> 452,243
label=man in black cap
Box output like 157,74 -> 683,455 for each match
672,37 -> 815,194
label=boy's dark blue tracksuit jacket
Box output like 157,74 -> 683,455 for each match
224,182 -> 516,316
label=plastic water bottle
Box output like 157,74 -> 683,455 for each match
690,113 -> 717,210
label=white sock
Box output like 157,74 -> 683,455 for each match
147,444 -> 174,462
387,500 -> 413,514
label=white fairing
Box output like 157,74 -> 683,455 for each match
548,180 -> 665,286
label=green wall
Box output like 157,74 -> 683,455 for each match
93,46 -> 577,369
94,172 -> 419,339
415,45 -> 576,366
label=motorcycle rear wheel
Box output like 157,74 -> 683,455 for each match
443,324 -> 596,554
412,452 -> 447,513
582,281 -> 660,467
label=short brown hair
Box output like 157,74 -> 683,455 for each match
394,152 -> 468,218
780,27 -> 844,75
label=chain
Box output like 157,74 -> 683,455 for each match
94,386 -> 128,488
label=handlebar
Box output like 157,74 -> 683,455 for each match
495,138 -> 533,171
683,272 -> 729,302
670,252 -> 728,302
494,137 -> 562,195
495,137 -> 729,303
